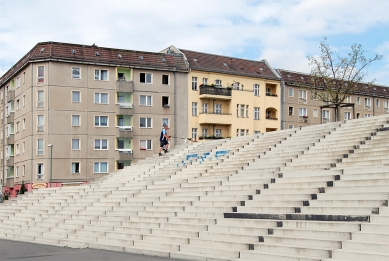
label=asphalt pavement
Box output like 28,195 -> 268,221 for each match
0,239 -> 185,261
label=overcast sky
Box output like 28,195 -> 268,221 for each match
1,0 -> 388,85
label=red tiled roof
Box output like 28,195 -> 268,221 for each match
0,42 -> 188,85
179,49 -> 280,80
277,69 -> 389,99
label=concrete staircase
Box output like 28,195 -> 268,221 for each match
1,115 -> 389,260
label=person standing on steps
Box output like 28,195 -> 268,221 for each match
159,124 -> 170,156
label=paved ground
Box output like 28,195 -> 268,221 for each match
0,239 -> 184,261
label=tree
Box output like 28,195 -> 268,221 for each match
305,39 -> 382,121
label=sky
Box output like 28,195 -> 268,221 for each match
1,0 -> 388,85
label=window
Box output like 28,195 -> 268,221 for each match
37,139 -> 44,155
240,105 -> 245,117
289,88 -> 294,97
37,91 -> 44,107
16,144 -> 20,155
94,162 -> 108,173
16,99 -> 20,110
299,90 -> 307,101
192,77 -> 198,90
288,107 -> 294,116
37,163 -> 44,179
345,96 -> 351,103
215,104 -> 221,114
356,113 -> 361,119
236,104 -> 239,117
23,165 -> 25,176
95,93 -> 108,104
72,67 -> 81,79
254,107 -> 260,120
192,128 -> 197,139
71,162 -> 80,174
72,91 -> 80,103
322,110 -> 330,121
72,115 -> 80,126
23,95 -> 26,107
37,66 -> 44,83
384,100 -> 389,110
356,97 -> 360,105
23,72 -> 26,84
37,115 -> 44,132
140,140 -> 152,150
246,105 -> 249,118
236,129 -> 239,137
364,114 -> 371,118
365,98 -> 371,109
254,84 -> 260,96
344,112 -> 352,120
313,109 -> 318,118
17,76 -> 20,88
95,139 -> 108,150
16,166 -> 19,177
215,129 -> 221,137
376,99 -> 380,107
95,69 -> 108,81
202,128 -> 208,137
95,116 -> 108,127
240,129 -> 245,136
72,139 -> 80,150
162,96 -> 169,107
162,75 -> 169,85
16,121 -> 20,133
202,103 -> 208,113
23,119 -> 26,130
140,117 -> 152,128
192,102 -> 197,116
299,108 -> 307,117
23,142 -> 25,153
215,80 -> 222,87
162,118 -> 169,128
140,73 -> 152,84
266,110 -> 270,118
202,78 -> 208,85
288,125 -> 294,129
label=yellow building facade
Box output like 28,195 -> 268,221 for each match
176,48 -> 281,139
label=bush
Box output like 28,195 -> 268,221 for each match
20,180 -> 27,195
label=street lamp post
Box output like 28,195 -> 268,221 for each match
48,144 -> 53,188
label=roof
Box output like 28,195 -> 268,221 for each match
277,69 -> 389,99
0,42 -> 188,85
179,49 -> 280,81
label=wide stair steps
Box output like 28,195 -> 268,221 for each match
1,114 -> 389,260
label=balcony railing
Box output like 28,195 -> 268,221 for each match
200,86 -> 232,97
116,80 -> 134,92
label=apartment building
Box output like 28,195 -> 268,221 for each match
0,42 -> 188,196
161,46 -> 282,139
278,69 -> 389,129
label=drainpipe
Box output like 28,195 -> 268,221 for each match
0,86 -> 5,203
280,79 -> 285,130
173,68 -> 177,146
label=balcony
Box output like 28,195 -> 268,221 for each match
199,86 -> 232,100
266,93 -> 278,97
116,103 -> 133,115
116,126 -> 133,138
6,133 -> 14,144
116,149 -> 133,161
199,112 -> 232,125
6,90 -> 15,103
7,156 -> 14,167
6,112 -> 14,123
116,80 -> 134,92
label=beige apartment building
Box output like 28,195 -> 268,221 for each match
0,42 -> 188,196
278,69 -> 389,129
162,46 -> 282,139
